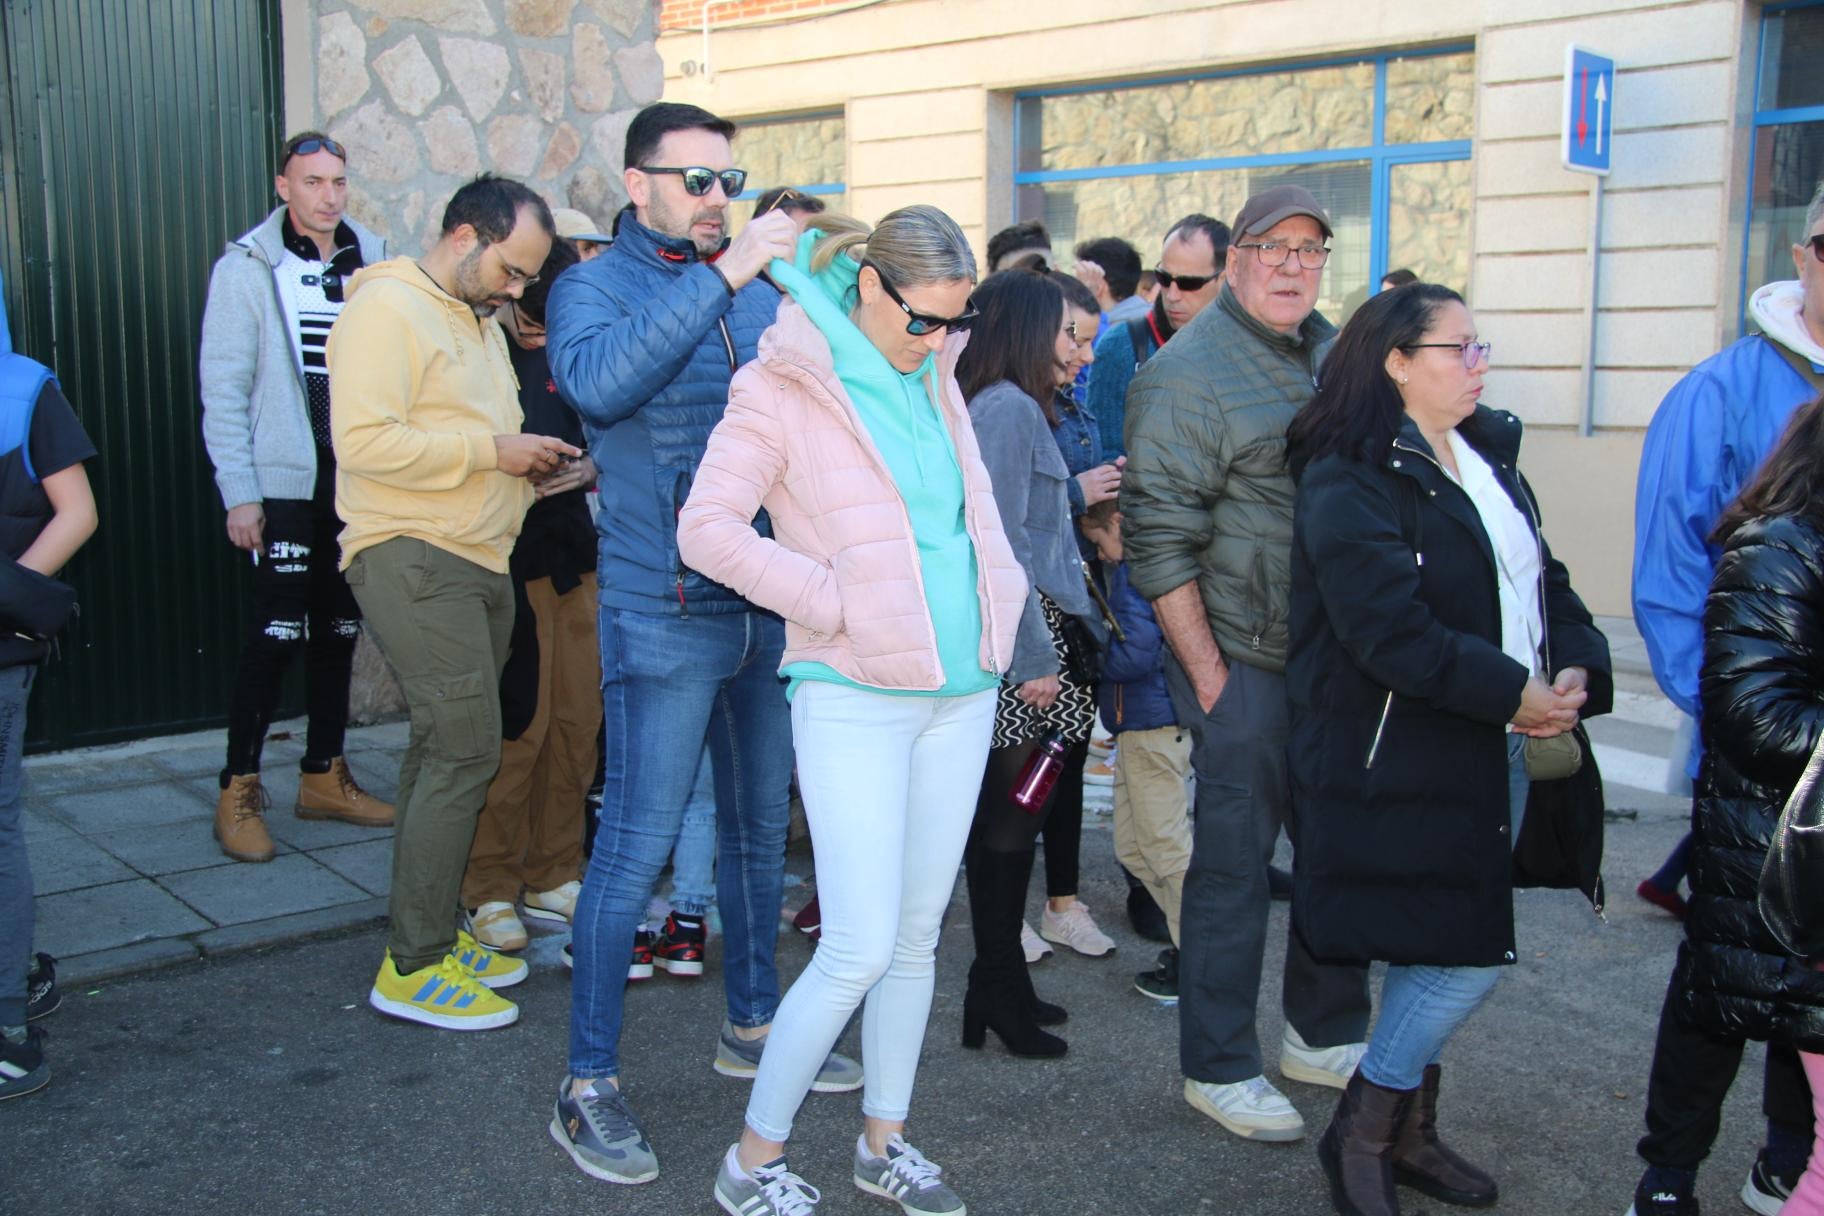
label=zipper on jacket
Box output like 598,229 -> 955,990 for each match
717,316 -> 737,373
1364,690 -> 1394,769
1248,541 -> 1267,651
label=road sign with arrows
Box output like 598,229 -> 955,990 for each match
1562,45 -> 1615,175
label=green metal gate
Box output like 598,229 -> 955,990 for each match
0,0 -> 287,750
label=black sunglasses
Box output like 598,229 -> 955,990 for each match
865,261 -> 978,336
1809,234 -> 1824,262
639,165 -> 747,198
282,136 -> 347,167
1153,267 -> 1217,292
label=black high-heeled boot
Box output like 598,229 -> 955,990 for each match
961,847 -> 1066,1058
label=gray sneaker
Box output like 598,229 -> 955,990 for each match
854,1134 -> 967,1215
715,1149 -> 821,1215
548,1076 -> 659,1184
712,1020 -> 864,1093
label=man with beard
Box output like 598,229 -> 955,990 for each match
543,101 -> 862,1188
1087,214 -> 1230,460
327,174 -> 581,1032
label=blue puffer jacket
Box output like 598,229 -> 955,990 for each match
1096,560 -> 1176,733
546,207 -> 781,615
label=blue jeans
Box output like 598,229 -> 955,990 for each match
0,665 -> 34,1027
567,607 -> 792,1081
666,744 -> 718,918
1359,733 -> 1530,1091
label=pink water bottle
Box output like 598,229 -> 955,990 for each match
1011,730 -> 1068,814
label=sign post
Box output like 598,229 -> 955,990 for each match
1563,46 -> 1614,437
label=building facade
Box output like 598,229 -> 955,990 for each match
659,0 -> 1824,615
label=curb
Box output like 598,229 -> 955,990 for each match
59,897 -> 390,987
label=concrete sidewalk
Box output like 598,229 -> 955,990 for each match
24,717 -> 407,983
22,613 -> 1652,987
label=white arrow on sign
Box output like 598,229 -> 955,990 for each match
1594,72 -> 1608,156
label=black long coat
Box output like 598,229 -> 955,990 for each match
1287,407 -> 1612,968
1674,513 -> 1824,1051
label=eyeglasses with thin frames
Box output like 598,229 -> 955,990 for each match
1064,319 -> 1096,347
1405,340 -> 1493,370
491,246 -> 540,289
1234,240 -> 1331,270
865,261 -> 978,335
638,165 -> 748,198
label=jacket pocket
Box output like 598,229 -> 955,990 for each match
406,670 -> 492,761
1029,442 -> 1072,533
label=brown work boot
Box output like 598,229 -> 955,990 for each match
215,774 -> 275,863
296,757 -> 395,827
1391,1064 -> 1497,1207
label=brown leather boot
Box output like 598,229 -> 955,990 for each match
215,774 -> 275,863
1391,1064 -> 1497,1207
1317,1070 -> 1414,1216
296,757 -> 395,827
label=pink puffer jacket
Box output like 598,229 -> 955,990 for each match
677,300 -> 1026,691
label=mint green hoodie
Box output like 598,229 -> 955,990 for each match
770,230 -> 993,699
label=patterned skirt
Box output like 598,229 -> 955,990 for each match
990,594 -> 1097,749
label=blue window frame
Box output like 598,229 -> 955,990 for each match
1740,1 -> 1824,327
1013,47 -> 1474,321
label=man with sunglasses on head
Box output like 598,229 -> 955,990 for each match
1122,184 -> 1372,1146
1087,214 -> 1229,461
199,131 -> 393,865
1623,179 -> 1824,1216
543,101 -> 858,1188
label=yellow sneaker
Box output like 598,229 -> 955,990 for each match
369,952 -> 518,1031
454,929 -> 529,990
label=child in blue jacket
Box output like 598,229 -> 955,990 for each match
1080,500 -> 1191,1002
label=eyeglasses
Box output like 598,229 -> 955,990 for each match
1152,268 -> 1217,293
1404,340 -> 1493,370
1809,233 -> 1824,262
638,165 -> 748,198
1234,241 -> 1331,270
865,261 -> 978,335
1064,319 -> 1095,347
281,136 -> 347,167
490,246 -> 540,289
512,303 -> 546,337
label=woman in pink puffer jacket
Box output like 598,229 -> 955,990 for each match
678,205 -> 1025,1215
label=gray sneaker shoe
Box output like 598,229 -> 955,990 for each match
712,1020 -> 864,1093
548,1076 -> 659,1184
854,1134 -> 967,1215
715,1148 -> 821,1216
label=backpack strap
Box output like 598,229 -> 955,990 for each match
1127,317 -> 1156,370
1763,334 -> 1824,396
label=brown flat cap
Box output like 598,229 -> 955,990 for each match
1232,185 -> 1333,240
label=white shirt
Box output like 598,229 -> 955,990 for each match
1445,429 -> 1543,679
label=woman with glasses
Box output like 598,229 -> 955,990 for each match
678,205 -> 1024,1216
952,269 -> 1105,1060
1283,283 -> 1610,1215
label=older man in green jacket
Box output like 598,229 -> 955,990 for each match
1121,185 -> 1371,1146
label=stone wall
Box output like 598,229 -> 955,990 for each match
310,0 -> 664,254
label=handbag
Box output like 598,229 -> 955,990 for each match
1054,610 -> 1103,689
1757,732 -> 1824,960
1512,721 -> 1606,915
1523,731 -> 1583,781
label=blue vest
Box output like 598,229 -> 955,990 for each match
0,269 -> 58,553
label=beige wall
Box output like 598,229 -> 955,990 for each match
658,0 -> 1763,615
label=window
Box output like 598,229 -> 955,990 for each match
1014,49 -> 1475,323
731,111 -> 846,233
1743,3 -> 1824,320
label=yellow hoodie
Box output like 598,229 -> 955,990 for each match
327,257 -> 532,574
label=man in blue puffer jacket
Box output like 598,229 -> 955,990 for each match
543,102 -> 860,1187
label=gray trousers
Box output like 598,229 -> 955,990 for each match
0,665 -> 36,1026
1165,654 -> 1371,1084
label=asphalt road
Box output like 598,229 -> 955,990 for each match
1,687 -> 1769,1216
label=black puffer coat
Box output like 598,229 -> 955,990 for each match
1288,407 -> 1612,968
1674,513 -> 1824,1051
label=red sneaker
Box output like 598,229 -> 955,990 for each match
654,913 -> 706,976
793,894 -> 822,942
628,927 -> 655,981
1636,879 -> 1688,921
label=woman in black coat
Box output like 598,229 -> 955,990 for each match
1666,395 -> 1824,1214
1284,284 -> 1612,1216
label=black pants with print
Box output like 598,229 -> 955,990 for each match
223,454 -> 361,778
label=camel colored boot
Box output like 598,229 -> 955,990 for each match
297,757 -> 394,827
216,774 -> 275,863
1316,1070 -> 1415,1216
1390,1064 -> 1497,1207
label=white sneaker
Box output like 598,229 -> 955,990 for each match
1279,1025 -> 1367,1090
525,880 -> 582,924
1040,902 -> 1116,957
465,901 -> 528,951
1020,919 -> 1052,963
1183,1075 -> 1306,1142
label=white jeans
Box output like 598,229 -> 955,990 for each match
744,681 -> 996,1142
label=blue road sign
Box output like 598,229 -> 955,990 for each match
1562,46 -> 1614,175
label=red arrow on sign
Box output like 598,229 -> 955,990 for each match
1577,64 -> 1589,147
